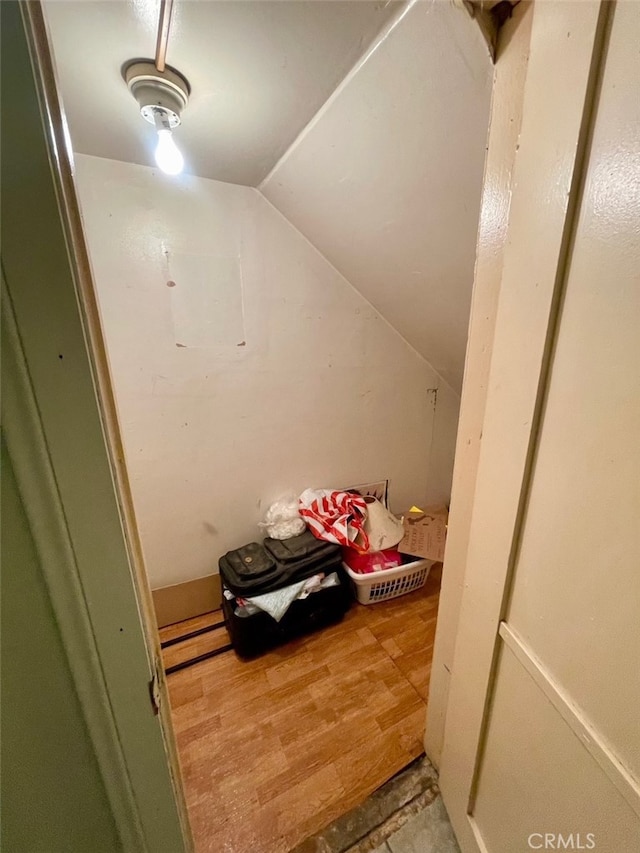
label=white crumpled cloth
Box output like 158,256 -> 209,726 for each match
244,572 -> 340,622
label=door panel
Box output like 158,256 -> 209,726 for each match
473,649 -> 639,853
506,0 -> 640,783
437,1 -> 640,850
507,0 -> 640,780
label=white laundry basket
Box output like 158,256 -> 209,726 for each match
343,557 -> 433,605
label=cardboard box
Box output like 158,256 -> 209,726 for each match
399,505 -> 448,562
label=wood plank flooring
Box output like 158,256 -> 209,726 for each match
160,610 -> 223,644
160,612 -> 230,672
163,566 -> 442,853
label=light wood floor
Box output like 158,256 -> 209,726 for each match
163,566 -> 442,853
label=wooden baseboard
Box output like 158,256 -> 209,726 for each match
152,574 -> 222,628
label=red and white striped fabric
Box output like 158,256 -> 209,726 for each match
299,489 -> 370,553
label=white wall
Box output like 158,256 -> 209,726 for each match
427,383 -> 461,507
75,154 -> 455,589
261,0 -> 492,392
426,2 -> 531,766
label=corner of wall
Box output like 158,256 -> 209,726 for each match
424,0 -> 533,768
426,382 -> 462,508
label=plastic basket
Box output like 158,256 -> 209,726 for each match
343,557 -> 433,605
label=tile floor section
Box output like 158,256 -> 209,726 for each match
294,756 -> 460,853
371,798 -> 460,853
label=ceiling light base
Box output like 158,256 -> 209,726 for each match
124,60 -> 190,127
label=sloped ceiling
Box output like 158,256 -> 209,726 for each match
45,0 -> 492,394
44,0 -> 402,186
261,0 -> 492,392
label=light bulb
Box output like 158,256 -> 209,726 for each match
155,128 -> 184,175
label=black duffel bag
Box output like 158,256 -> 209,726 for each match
219,529 -> 341,597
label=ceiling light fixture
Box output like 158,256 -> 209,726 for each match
124,60 -> 190,176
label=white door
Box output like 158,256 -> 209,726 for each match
438,2 -> 640,852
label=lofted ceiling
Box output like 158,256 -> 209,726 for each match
44,0 -> 402,187
262,0 -> 492,391
46,0 -> 492,394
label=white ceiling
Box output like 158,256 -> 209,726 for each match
262,0 -> 492,391
46,0 -> 491,393
44,0 -> 402,187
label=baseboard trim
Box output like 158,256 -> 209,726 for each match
153,574 -> 222,628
